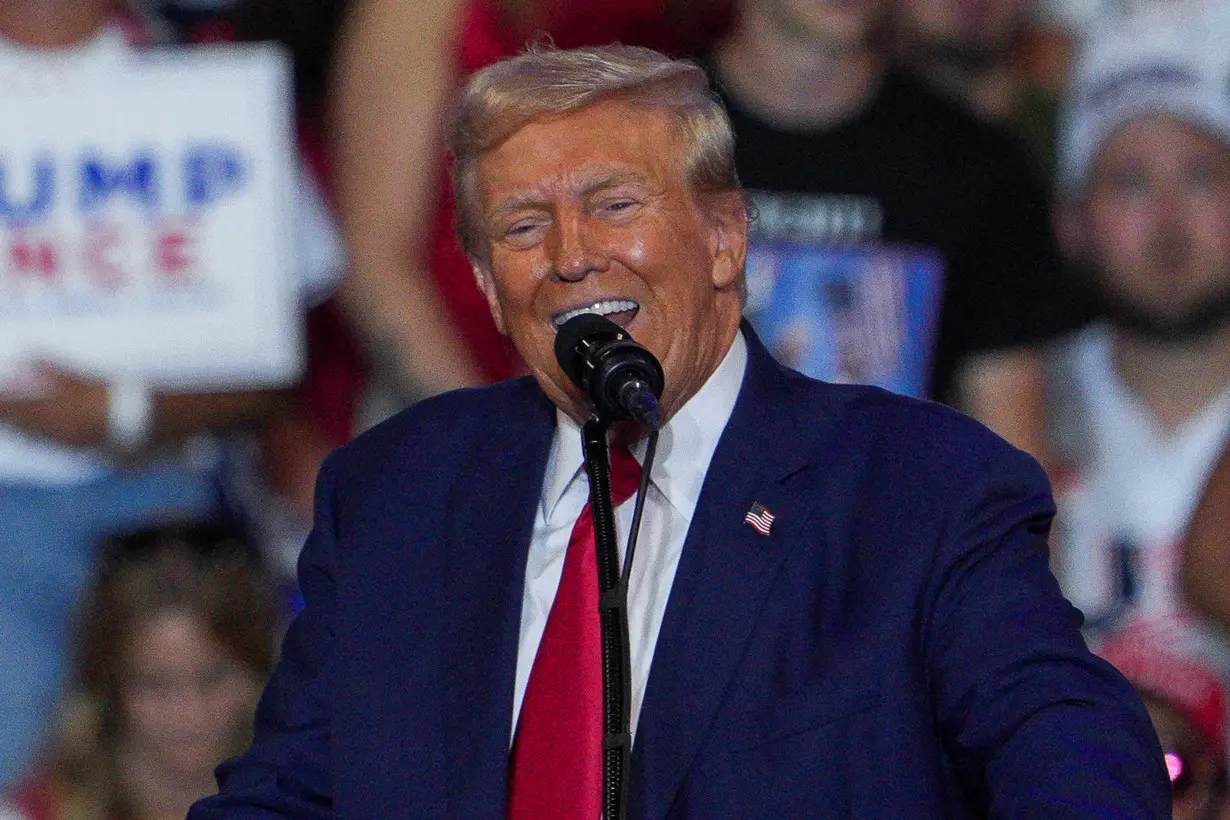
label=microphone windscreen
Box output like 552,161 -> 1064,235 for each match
554,313 -> 622,387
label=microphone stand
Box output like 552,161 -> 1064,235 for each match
581,417 -> 657,820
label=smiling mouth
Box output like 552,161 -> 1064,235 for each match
551,299 -> 641,329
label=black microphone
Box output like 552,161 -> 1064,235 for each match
554,313 -> 665,430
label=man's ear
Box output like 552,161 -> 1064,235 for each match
472,263 -> 507,335
707,192 -> 749,291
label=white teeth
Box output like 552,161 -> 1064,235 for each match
553,299 -> 639,328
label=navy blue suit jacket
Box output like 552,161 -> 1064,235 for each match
192,332 -> 1169,818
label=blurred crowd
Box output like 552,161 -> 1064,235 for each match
0,0 -> 1228,817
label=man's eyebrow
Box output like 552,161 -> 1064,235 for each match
578,171 -> 650,196
486,194 -> 549,225
485,170 -> 651,224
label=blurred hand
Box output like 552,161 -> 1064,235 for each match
0,363 -> 110,448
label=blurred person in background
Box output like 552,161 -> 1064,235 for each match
1110,9 -> 1230,663
0,522 -> 277,820
708,0 -> 1083,460
0,0 -> 343,788
1047,2 -> 1230,680
329,0 -> 733,425
229,0 -> 372,527
892,0 -> 1037,120
891,0 -> 1073,183
122,0 -> 364,551
1099,622 -> 1229,820
138,0 -> 370,566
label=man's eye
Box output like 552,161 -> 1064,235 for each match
504,221 -> 544,245
599,199 -> 639,216
1184,161 -> 1226,195
1107,169 -> 1151,196
130,672 -> 176,697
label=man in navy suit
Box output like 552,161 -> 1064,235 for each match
191,44 -> 1169,818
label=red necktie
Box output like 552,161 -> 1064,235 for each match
508,446 -> 643,819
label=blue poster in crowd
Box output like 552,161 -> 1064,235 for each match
744,242 -> 945,398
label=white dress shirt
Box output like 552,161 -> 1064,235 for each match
512,331 -> 748,742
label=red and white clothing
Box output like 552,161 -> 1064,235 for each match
1049,323 -> 1230,672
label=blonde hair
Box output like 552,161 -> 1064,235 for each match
448,42 -> 745,269
40,522 -> 277,820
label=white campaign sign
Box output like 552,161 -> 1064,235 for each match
0,43 -> 301,392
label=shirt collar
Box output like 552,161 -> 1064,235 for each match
541,330 -> 749,522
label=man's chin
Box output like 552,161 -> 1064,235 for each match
1101,294 -> 1230,344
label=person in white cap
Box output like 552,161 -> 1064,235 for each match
1048,0 -> 1230,694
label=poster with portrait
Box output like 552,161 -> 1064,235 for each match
0,43 -> 300,393
744,242 -> 945,399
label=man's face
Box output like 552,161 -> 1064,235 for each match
895,0 -> 1031,52
1083,116 -> 1230,341
754,0 -> 887,50
473,99 -> 747,424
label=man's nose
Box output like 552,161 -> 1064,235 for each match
1149,185 -> 1193,241
1153,180 -> 1193,227
549,215 -> 607,282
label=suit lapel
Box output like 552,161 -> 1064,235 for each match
440,382 -> 555,819
630,330 -> 842,820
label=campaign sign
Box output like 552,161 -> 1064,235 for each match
0,44 -> 301,392
744,242 -> 945,398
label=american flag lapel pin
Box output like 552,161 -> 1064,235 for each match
744,501 -> 776,536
